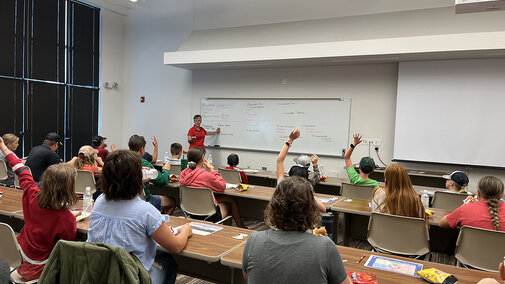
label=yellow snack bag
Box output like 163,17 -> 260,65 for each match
425,209 -> 433,218
417,268 -> 458,284
236,184 -> 249,192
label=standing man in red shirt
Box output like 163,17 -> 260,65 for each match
187,114 -> 221,154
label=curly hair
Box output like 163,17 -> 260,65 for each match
478,176 -> 504,231
265,176 -> 320,231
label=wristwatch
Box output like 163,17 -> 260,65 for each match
285,141 -> 291,147
350,144 -> 355,149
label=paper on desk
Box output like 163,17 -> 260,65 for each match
176,222 -> 223,236
364,255 -> 423,277
226,183 -> 238,189
318,197 -> 337,203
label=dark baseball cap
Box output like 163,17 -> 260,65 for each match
359,157 -> 376,174
443,171 -> 469,187
45,132 -> 62,145
92,135 -> 106,144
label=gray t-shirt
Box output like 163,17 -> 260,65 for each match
242,229 -> 347,284
0,152 -> 14,186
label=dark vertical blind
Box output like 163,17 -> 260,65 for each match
0,0 -> 100,160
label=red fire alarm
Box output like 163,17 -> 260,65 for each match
140,96 -> 145,103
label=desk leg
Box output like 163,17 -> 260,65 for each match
343,212 -> 351,246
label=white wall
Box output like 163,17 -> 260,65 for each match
100,9 -> 126,149
121,0 -> 194,155
181,7 -> 505,51
193,64 -> 398,178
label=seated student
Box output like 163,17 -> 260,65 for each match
180,148 -> 246,228
439,176 -> 505,231
242,177 -> 351,284
167,143 -> 188,166
0,137 -> 77,281
343,133 -> 379,187
67,145 -> 104,176
225,153 -> 248,184
0,133 -> 19,186
277,128 -> 326,212
26,132 -> 63,183
371,163 -> 426,219
87,150 -> 192,284
92,135 -> 115,161
142,136 -> 158,164
443,171 -> 469,193
129,135 -> 176,214
293,154 -> 321,186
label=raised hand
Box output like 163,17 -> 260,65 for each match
353,133 -> 363,146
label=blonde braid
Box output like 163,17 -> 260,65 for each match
487,198 -> 501,231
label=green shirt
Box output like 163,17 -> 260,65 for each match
141,158 -> 170,200
346,166 -> 378,187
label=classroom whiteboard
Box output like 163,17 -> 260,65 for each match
201,98 -> 351,156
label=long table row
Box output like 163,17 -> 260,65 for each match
1,185 -> 499,283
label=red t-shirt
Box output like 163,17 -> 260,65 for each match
94,146 -> 109,160
188,125 -> 207,151
225,166 -> 248,184
446,200 -> 505,231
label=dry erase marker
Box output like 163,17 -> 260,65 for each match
357,255 -> 366,264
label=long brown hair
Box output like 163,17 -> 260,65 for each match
478,176 -> 504,231
372,163 -> 425,219
39,164 -> 78,210
265,177 -> 321,231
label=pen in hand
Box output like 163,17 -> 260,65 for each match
357,254 -> 366,264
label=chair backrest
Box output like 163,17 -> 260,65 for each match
0,160 -> 8,181
340,182 -> 375,199
218,168 -> 242,184
179,186 -> 217,219
75,170 -> 97,194
170,164 -> 182,176
367,212 -> 430,257
431,191 -> 469,210
14,166 -> 31,189
455,226 -> 505,272
0,222 -> 22,269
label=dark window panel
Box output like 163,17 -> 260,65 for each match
71,2 -> 99,86
0,0 -> 17,76
29,0 -> 65,82
67,87 -> 98,159
26,82 -> 65,159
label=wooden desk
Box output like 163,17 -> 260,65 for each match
220,244 -> 501,284
0,187 -> 24,216
160,216 -> 252,263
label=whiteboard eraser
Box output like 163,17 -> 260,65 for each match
214,145 -> 220,147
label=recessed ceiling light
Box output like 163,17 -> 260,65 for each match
130,0 -> 137,2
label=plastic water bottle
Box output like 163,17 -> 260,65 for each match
163,152 -> 169,163
421,190 -> 430,209
142,168 -> 159,181
208,154 -> 213,166
83,187 -> 93,213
